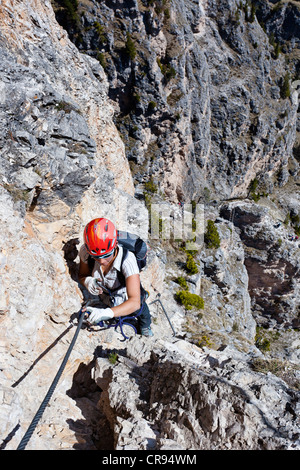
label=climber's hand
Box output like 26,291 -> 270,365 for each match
84,306 -> 114,325
84,277 -> 103,296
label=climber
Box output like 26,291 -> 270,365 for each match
78,218 -> 153,337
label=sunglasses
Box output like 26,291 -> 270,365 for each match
88,247 -> 115,259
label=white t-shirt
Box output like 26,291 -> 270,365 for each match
79,244 -> 139,306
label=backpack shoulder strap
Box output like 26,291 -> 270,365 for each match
87,255 -> 95,273
112,247 -> 148,303
108,247 -> 128,293
117,247 -> 128,287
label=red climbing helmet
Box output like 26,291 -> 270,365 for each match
84,218 -> 117,257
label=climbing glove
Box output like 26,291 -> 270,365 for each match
85,306 -> 114,325
84,276 -> 102,296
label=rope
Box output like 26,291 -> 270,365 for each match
16,311 -> 85,450
149,294 -> 176,336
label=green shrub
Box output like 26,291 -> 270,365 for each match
285,211 -> 300,235
156,58 -> 176,82
204,220 -> 220,249
4,183 -> 31,205
108,351 -> 118,364
251,192 -> 261,202
197,335 -> 213,348
125,33 -> 137,61
251,358 -> 300,390
61,0 -> 79,25
274,42 -> 282,59
55,100 -> 79,114
284,213 -> 290,226
175,276 -> 188,289
248,177 -> 261,201
148,101 -> 157,112
94,22 -> 106,44
186,254 -> 199,274
291,213 -> 300,225
96,51 -> 107,69
280,72 -> 291,99
249,177 -> 258,193
165,65 -> 176,81
144,177 -> 157,193
175,290 -> 204,310
255,328 -> 271,352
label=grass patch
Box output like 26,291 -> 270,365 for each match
108,351 -> 118,365
251,358 -> 300,390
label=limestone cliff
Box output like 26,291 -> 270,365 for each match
0,0 -> 299,451
51,0 -> 299,202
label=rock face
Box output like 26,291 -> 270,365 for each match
51,0 -> 299,202
93,336 -> 300,450
220,200 -> 300,329
0,0 -> 146,450
0,0 -> 299,452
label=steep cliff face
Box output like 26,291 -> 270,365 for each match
51,0 -> 299,202
220,199 -> 300,329
0,0 -> 147,324
0,0 -> 299,452
0,0 -> 147,450
51,0 -> 300,345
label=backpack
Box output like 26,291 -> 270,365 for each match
117,230 -> 148,271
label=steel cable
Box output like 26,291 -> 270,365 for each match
16,311 -> 85,450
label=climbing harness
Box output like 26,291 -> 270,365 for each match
149,293 -> 176,336
85,274 -> 150,341
85,299 -> 145,341
16,309 -> 85,450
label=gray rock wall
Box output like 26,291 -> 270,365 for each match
55,0 -> 299,202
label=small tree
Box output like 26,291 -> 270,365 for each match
280,72 -> 291,99
186,253 -> 199,274
249,177 -> 260,201
125,33 -> 137,61
274,42 -> 282,59
62,0 -> 79,25
204,220 -> 220,249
